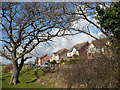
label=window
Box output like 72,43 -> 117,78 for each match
53,56 -> 55,59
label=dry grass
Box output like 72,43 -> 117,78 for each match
37,69 -> 68,88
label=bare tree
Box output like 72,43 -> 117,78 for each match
0,2 -> 77,85
0,2 -> 119,86
57,2 -> 112,39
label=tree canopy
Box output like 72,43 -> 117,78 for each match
95,2 -> 120,50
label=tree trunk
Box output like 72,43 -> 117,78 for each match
9,60 -> 24,85
54,64 -> 55,70
9,67 -> 20,85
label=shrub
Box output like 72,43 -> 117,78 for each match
73,54 -> 79,58
60,58 -> 64,65
51,60 -> 57,64
3,66 -> 13,73
70,58 -> 79,64
61,62 -> 66,65
63,54 -> 119,88
61,62 -> 69,65
47,60 -> 50,63
42,68 -> 50,73
72,58 -> 79,61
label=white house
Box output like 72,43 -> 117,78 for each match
67,42 -> 89,58
87,38 -> 110,59
67,48 -> 79,57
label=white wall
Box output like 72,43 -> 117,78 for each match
87,43 -> 105,54
38,58 -> 41,65
56,55 -> 59,60
67,48 -> 79,57
87,44 -> 96,53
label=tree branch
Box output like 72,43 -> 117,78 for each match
0,51 -> 12,60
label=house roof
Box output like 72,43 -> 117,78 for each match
53,48 -> 68,55
37,54 -> 50,60
91,38 -> 107,48
68,41 -> 89,53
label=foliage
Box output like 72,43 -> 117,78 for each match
47,60 -> 50,63
61,62 -> 69,65
50,60 -> 57,70
95,3 -> 120,87
51,60 -> 57,64
71,58 -> 79,61
62,56 -> 119,88
60,58 -> 64,65
2,66 -> 13,73
73,54 -> 79,58
70,58 -> 79,64
41,68 -> 50,74
60,59 -> 69,65
95,2 -> 120,51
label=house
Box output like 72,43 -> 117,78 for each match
49,56 -> 52,62
67,42 -> 89,59
51,48 -> 68,63
36,54 -> 50,66
87,38 -> 110,59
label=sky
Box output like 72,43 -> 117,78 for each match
0,25 -> 105,65
0,2 -> 106,65
23,20 -> 105,64
0,17 -> 105,65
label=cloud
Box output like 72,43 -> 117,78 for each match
0,11 -> 106,65
0,31 -> 104,65
30,30 -> 105,58
72,19 -> 89,30
0,56 -> 12,65
30,33 -> 94,57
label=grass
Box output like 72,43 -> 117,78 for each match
2,65 -> 73,88
2,68 -> 51,88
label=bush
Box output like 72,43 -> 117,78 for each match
63,54 -> 119,88
61,62 -> 69,65
73,54 -> 79,58
60,58 -> 64,65
2,66 -> 13,73
61,62 -> 66,65
71,58 -> 79,61
42,68 -> 50,73
70,58 -> 79,64
51,60 -> 57,64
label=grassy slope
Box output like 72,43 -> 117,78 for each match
2,68 -> 54,88
2,65 -> 74,88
